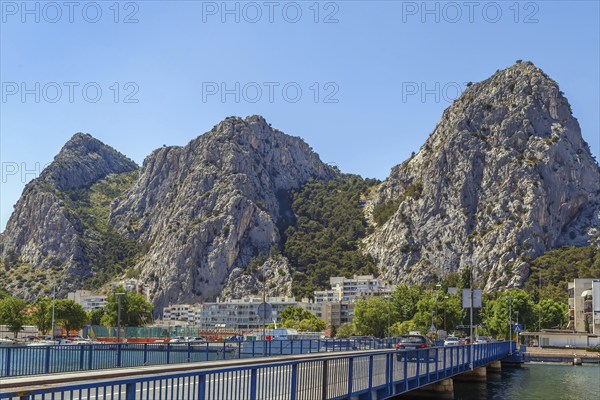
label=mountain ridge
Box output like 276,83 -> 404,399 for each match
1,61 -> 599,306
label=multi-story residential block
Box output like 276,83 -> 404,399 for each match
314,275 -> 391,303
163,304 -> 195,323
567,278 -> 600,334
67,290 -> 107,312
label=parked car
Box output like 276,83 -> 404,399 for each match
459,337 -> 471,345
474,336 -> 492,344
395,335 -> 435,361
169,336 -> 187,343
443,336 -> 460,346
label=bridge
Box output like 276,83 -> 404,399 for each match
0,341 -> 517,400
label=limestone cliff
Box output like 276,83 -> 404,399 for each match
109,116 -> 336,309
365,61 -> 600,289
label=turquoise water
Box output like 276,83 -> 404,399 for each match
453,363 -> 600,400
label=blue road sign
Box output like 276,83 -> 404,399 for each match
513,323 -> 522,332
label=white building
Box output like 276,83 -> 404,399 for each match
163,304 -> 195,323
567,278 -> 600,334
314,275 -> 391,303
67,290 -> 107,312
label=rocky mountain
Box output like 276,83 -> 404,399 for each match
365,61 -> 600,290
2,62 -> 598,306
0,133 -> 139,297
108,116 -> 336,309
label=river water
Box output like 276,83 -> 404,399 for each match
452,363 -> 600,400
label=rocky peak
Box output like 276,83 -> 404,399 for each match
109,116 -> 336,309
40,132 -> 138,191
367,61 -> 600,290
0,133 -> 139,298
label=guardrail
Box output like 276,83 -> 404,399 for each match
0,342 -> 513,400
0,338 -> 403,377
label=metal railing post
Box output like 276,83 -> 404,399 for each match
143,343 -> 148,365
291,363 -> 298,400
250,368 -> 257,400
79,345 -> 85,370
368,355 -> 374,396
5,347 -> 11,377
117,343 -> 122,368
198,374 -> 206,400
322,359 -> 329,400
166,343 -> 171,364
348,357 -> 354,396
125,383 -> 136,400
44,346 -> 51,374
88,344 -> 93,370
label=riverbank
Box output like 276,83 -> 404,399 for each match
523,346 -> 600,364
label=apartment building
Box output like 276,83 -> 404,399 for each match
67,290 -> 107,312
314,275 -> 391,303
567,278 -> 600,334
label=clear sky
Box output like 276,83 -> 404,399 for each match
1,0 -> 599,231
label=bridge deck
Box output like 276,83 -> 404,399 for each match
0,343 -> 514,400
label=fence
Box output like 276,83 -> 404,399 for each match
0,342 -> 513,400
0,338 -> 405,378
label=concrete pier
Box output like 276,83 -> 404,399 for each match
452,366 -> 487,382
397,379 -> 454,399
486,360 -> 502,373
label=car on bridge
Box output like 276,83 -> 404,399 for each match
395,335 -> 436,361
443,336 -> 460,346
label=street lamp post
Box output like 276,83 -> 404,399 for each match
51,278 -> 56,341
114,292 -> 125,343
507,295 -> 512,354
261,265 -> 271,341
443,295 -> 449,332
435,284 -> 441,336
387,299 -> 391,338
515,311 -> 520,345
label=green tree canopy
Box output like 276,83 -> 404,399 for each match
483,289 -> 535,339
354,297 -> 397,338
29,297 -> 52,334
392,284 -> 424,323
54,299 -> 88,332
534,299 -> 568,331
276,306 -> 326,332
0,297 -> 27,338
102,288 -> 154,327
525,245 -> 600,303
336,322 -> 356,338
283,175 -> 379,299
89,308 -> 105,326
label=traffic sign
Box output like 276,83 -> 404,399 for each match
513,324 -> 522,332
257,302 -> 272,320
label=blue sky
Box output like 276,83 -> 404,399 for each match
1,0 -> 599,230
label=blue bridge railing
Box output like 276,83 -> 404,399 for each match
0,342 -> 513,400
0,338 -> 405,378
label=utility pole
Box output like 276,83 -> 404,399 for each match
507,295 -> 512,355
114,291 -> 125,343
435,284 -> 441,336
387,297 -> 391,338
468,262 -> 474,371
51,278 -> 56,341
538,272 -> 542,331
444,295 -> 448,332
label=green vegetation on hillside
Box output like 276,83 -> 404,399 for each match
525,245 -> 600,303
59,171 -> 148,289
283,175 -> 379,299
372,180 -> 423,226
